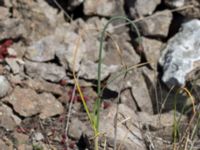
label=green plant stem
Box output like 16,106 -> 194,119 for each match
96,16 -> 141,130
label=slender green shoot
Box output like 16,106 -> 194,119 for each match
95,16 -> 141,130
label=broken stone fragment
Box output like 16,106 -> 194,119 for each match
55,29 -> 86,72
141,37 -> 163,70
138,111 -> 187,130
107,69 -> 153,114
33,132 -> 44,141
4,87 -> 64,118
13,131 -> 29,147
4,87 -> 41,117
0,75 -> 12,98
136,10 -> 172,37
0,19 -> 26,41
178,0 -> 200,18
79,60 -> 118,80
126,0 -> 161,18
37,0 -> 63,27
98,104 -> 146,150
5,58 -> 21,74
104,33 -> 140,66
22,79 -> 65,96
0,104 -> 21,131
25,61 -> 66,82
159,19 -> 200,87
0,138 -> 13,150
38,93 -> 64,119
0,6 -> 10,20
68,118 -> 87,140
25,35 -> 64,62
84,0 -> 124,17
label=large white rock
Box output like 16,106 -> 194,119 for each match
159,19 -> 200,87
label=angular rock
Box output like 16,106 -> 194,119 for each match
84,0 -> 124,17
179,0 -> 200,18
130,70 -> 153,114
37,0 -> 63,26
81,21 -> 104,62
138,111 -> 187,130
0,138 -> 13,150
11,42 -> 27,58
142,37 -> 163,70
79,60 -> 118,80
0,104 -> 21,130
85,17 -> 114,33
13,132 -> 29,147
38,93 -> 64,119
7,47 -> 18,57
25,36 -> 64,62
164,0 -> 185,8
159,20 -> 200,87
107,69 -> 153,114
137,10 -> 172,37
126,0 -> 161,18
68,118 -> 86,140
104,33 -> 140,66
25,61 -> 66,82
0,6 -> 10,20
4,0 -> 13,7
0,19 -> 26,40
81,17 -> 115,62
98,104 -> 146,150
0,75 -> 12,98
4,87 -> 64,118
17,144 -> 32,150
22,79 -> 65,96
33,132 -> 44,141
55,28 -> 86,71
4,87 -> 41,117
5,58 -> 21,74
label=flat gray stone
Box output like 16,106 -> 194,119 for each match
179,0 -> 200,18
38,93 -> 64,119
126,0 -> 161,18
159,19 -> 200,87
0,104 -> 21,131
25,36 -> 65,62
5,87 -> 41,117
0,139 -> 13,150
84,0 -> 124,17
0,6 -> 10,20
25,61 -> 66,82
104,33 -> 140,66
55,29 -> 86,72
79,60 -> 118,80
98,104 -> 146,150
107,68 -> 153,114
5,58 -> 21,74
4,87 -> 64,118
137,10 -> 172,37
68,118 -> 86,140
0,19 -> 26,40
142,37 -> 163,70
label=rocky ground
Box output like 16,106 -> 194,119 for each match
0,0 -> 200,150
